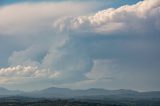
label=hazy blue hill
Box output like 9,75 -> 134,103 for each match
0,87 -> 10,95
0,87 -> 160,106
139,91 -> 160,98
41,87 -> 72,93
32,87 -> 73,98
33,87 -> 139,98
0,87 -> 160,99
0,87 -> 22,96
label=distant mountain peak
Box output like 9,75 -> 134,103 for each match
0,87 -> 10,92
42,87 -> 72,91
0,87 -> 160,99
87,88 -> 106,91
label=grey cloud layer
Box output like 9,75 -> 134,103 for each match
49,0 -> 160,90
0,0 -> 160,91
0,1 -> 97,88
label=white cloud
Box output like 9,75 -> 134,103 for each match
0,65 -> 60,84
0,1 -> 96,67
54,0 -> 160,34
0,1 -> 95,84
0,0 -> 160,90
0,2 -> 95,36
9,45 -> 47,67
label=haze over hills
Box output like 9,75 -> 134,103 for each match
0,87 -> 160,99
0,87 -> 22,96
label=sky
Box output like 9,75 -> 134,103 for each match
0,0 -> 160,91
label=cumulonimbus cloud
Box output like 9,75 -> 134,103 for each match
0,1 -> 97,87
0,0 -> 160,90
54,0 -> 160,34
52,0 -> 160,90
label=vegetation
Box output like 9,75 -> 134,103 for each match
0,99 -> 119,106
0,97 -> 160,106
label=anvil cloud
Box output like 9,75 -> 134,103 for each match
0,0 -> 160,91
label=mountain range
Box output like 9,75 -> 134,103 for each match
0,87 -> 160,99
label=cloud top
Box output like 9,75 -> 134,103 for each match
55,0 -> 160,34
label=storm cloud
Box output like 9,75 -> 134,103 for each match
0,0 -> 160,91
